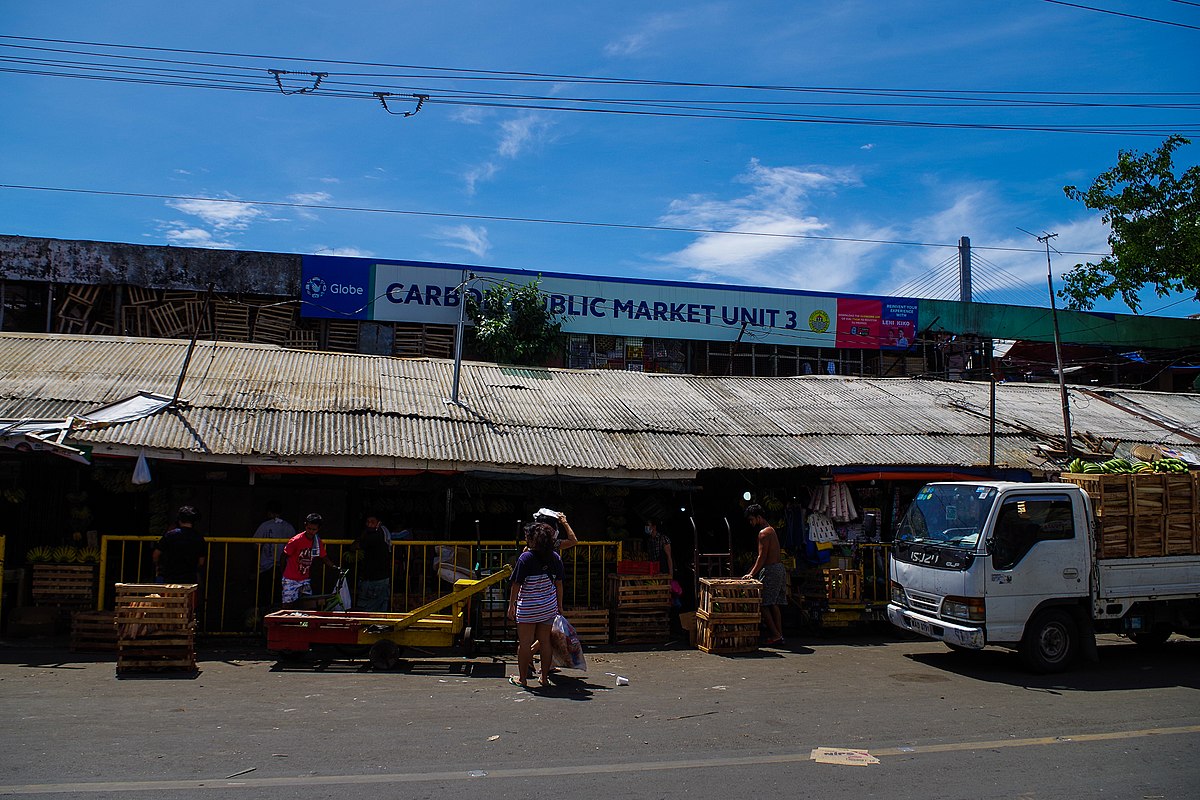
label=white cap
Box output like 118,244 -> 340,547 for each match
535,507 -> 561,520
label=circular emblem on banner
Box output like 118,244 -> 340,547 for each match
304,276 -> 327,299
808,309 -> 831,333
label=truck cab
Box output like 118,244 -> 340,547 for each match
887,481 -> 1092,671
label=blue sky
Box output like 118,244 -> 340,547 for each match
2,1 -> 1198,317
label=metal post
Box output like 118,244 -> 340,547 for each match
1041,233 -> 1074,459
958,236 -> 972,303
988,338 -> 996,470
449,270 -> 474,405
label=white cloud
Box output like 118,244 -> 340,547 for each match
165,197 -> 263,231
462,112 -> 553,193
657,159 -> 866,290
314,246 -> 374,258
289,192 -> 332,205
464,162 -> 498,196
433,224 -> 491,259
497,114 -> 551,159
860,143 -> 875,151
604,12 -> 690,57
319,177 -> 340,184
160,226 -> 236,249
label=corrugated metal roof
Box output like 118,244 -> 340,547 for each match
1,333 -> 1196,477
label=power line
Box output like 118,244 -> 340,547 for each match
0,36 -> 1196,135
1040,0 -> 1200,30
0,182 -> 1119,257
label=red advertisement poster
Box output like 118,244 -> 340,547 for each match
835,298 -> 883,348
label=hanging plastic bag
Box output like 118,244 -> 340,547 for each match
132,451 -> 152,485
550,613 -> 587,671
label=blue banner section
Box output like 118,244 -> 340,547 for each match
300,256 -> 374,320
299,254 -> 920,349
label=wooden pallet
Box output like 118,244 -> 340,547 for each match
213,301 -> 251,341
252,304 -> 295,345
698,578 -> 761,617
564,607 -> 610,645
32,564 -> 97,605
145,302 -> 189,338
326,320 -> 359,352
611,610 -> 669,644
424,325 -> 454,359
71,610 -> 117,651
286,327 -> 320,350
606,574 -> 671,610
695,616 -> 759,654
125,285 -> 159,305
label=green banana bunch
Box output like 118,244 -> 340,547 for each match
1152,457 -> 1190,474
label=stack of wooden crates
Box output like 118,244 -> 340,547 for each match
114,583 -> 198,675
696,578 -> 762,654
32,564 -> 97,626
607,574 -> 671,644
1061,472 -> 1198,558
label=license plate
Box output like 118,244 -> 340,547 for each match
909,617 -> 932,636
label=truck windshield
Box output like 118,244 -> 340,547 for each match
897,484 -> 998,549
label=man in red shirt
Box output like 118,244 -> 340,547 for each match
280,513 -> 341,608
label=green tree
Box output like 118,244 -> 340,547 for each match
465,277 -> 563,365
1062,135 -> 1199,312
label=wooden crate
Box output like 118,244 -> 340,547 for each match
698,578 -> 761,618
1165,514 -> 1196,556
606,574 -> 671,610
695,616 -> 759,655
115,583 -> 196,632
71,610 -> 117,651
565,607 -> 610,645
826,569 -> 862,602
612,610 -> 669,644
1164,475 -> 1194,515
1132,474 -> 1167,516
32,564 -> 97,606
117,634 -> 197,674
1131,515 -> 1164,558
1060,473 -> 1131,516
213,301 -> 251,341
1097,516 -> 1131,559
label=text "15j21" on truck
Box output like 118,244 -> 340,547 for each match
887,481 -> 1200,672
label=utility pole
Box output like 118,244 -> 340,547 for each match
448,269 -> 476,406
1040,232 -> 1075,459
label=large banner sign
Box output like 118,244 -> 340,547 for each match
300,255 -> 918,350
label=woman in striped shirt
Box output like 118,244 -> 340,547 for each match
508,521 -> 564,688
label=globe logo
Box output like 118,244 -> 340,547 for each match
305,276 -> 327,299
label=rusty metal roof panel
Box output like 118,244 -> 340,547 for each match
4,334 -> 1199,475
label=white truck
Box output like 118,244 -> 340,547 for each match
886,481 -> 1200,672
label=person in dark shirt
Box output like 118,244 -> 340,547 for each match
349,514 -> 392,612
153,505 -> 206,584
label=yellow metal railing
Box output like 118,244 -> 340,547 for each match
98,536 -> 621,634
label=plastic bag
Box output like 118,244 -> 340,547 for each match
550,613 -> 587,671
132,451 -> 152,485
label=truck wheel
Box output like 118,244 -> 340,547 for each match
369,640 -> 402,670
1130,627 -> 1172,649
1020,609 -> 1078,673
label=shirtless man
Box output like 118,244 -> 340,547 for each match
743,504 -> 786,646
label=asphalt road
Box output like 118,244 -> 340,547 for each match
1,631 -> 1197,799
